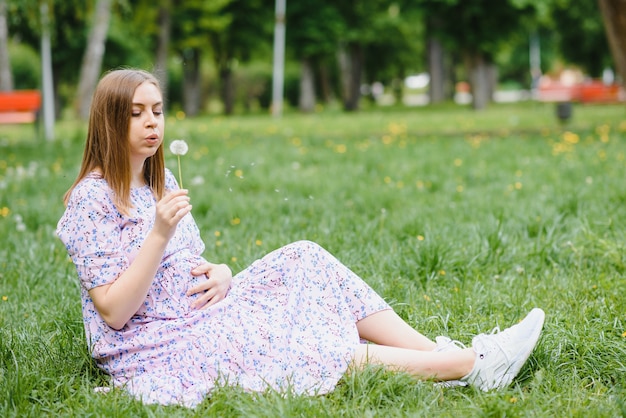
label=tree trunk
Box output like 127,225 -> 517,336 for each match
182,48 -> 201,116
219,64 -> 234,115
598,0 -> 626,84
317,61 -> 333,103
299,57 -> 315,112
75,0 -> 112,119
468,52 -> 492,110
428,37 -> 445,104
338,42 -> 363,111
0,0 -> 13,91
155,0 -> 171,104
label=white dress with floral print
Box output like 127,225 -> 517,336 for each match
57,170 -> 390,407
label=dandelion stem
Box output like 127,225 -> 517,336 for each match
177,155 -> 184,188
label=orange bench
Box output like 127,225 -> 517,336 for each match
0,90 -> 41,124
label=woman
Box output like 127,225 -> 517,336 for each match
57,69 -> 545,407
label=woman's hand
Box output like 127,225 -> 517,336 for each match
187,262 -> 232,310
152,189 -> 192,241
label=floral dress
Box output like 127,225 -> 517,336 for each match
56,170 -> 390,407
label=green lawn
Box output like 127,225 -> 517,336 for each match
1,102 -> 626,417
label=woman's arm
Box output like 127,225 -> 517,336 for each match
89,189 -> 192,330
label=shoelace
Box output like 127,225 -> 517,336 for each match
474,327 -> 510,362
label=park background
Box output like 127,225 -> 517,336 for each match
2,1 -> 626,417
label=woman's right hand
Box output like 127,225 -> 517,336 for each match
152,189 -> 192,240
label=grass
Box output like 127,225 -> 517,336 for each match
1,101 -> 626,416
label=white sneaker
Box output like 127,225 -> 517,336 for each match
462,308 -> 545,391
434,336 -> 469,388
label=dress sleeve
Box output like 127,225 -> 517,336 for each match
57,180 -> 130,290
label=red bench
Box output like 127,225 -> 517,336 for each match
0,90 -> 41,124
537,80 -> 625,103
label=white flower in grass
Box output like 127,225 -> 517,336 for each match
169,139 -> 189,188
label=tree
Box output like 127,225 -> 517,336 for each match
416,0 -> 535,109
75,0 -> 112,119
206,0 -> 273,115
0,0 -> 12,91
598,0 -> 626,84
334,1 -> 399,111
171,0 -> 231,116
287,1 -> 343,112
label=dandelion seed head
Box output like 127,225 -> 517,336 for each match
169,139 -> 189,156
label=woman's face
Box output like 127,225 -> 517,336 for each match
128,81 -> 164,170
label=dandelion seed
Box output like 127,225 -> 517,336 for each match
169,139 -> 189,188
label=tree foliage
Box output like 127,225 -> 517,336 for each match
3,0 -> 620,115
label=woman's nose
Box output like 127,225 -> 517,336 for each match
145,111 -> 157,126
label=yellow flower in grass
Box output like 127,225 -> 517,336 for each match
2,295 -> 7,301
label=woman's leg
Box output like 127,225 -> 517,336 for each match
352,344 -> 475,381
356,310 -> 437,351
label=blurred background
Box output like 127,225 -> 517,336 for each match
0,0 -> 623,123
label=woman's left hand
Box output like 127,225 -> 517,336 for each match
187,262 -> 232,309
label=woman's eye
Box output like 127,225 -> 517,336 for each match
153,111 -> 163,116
132,111 -> 141,117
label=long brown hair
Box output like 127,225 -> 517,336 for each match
63,69 -> 165,215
